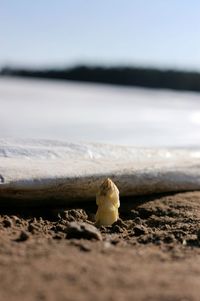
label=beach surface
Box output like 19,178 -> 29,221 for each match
0,191 -> 200,301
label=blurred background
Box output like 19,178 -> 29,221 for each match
1,0 -> 200,147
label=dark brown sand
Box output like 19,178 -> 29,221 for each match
0,191 -> 200,301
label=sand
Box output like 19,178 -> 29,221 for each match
0,191 -> 200,300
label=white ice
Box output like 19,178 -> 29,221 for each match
1,77 -> 200,147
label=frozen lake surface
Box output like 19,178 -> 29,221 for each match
1,77 -> 200,147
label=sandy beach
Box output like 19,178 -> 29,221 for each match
0,191 -> 200,301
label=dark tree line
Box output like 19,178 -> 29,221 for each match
1,65 -> 200,92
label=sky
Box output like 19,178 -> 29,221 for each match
0,0 -> 200,70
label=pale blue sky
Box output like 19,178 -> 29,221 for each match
0,0 -> 200,70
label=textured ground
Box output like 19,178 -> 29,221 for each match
1,191 -> 200,301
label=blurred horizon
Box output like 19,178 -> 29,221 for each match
2,64 -> 200,93
1,0 -> 200,71
2,63 -> 200,74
